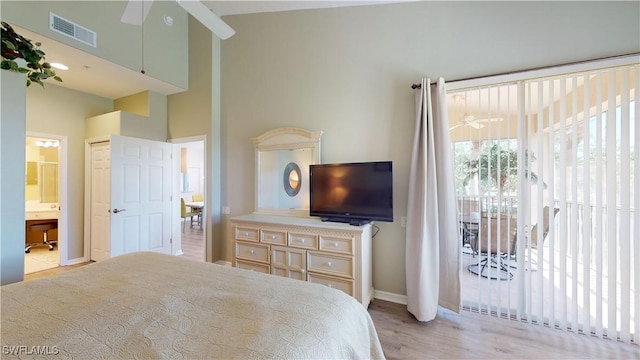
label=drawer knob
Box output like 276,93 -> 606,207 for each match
327,261 -> 332,267
245,232 -> 249,236
333,242 -> 339,247
250,249 -> 255,254
301,238 -> 305,243
272,235 -> 276,239
301,269 -> 306,274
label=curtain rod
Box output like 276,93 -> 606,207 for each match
410,52 -> 640,89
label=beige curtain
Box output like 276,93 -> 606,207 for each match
405,78 -> 460,321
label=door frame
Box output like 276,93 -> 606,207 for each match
84,135 -> 176,260
26,131 -> 69,266
83,135 -> 110,261
168,135 -> 207,261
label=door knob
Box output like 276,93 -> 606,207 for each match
112,208 -> 126,213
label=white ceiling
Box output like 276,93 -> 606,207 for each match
15,0 -> 412,100
205,1 -> 411,16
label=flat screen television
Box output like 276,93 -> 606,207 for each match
309,161 -> 393,225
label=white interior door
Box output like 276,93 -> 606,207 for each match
90,141 -> 111,262
109,135 -> 173,257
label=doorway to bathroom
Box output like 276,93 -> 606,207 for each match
25,133 -> 67,274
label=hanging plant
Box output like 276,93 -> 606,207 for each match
1,21 -> 62,87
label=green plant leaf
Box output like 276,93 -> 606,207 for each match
2,39 -> 15,50
1,22 -> 63,86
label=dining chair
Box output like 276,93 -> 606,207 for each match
181,198 -> 200,233
190,194 -> 204,226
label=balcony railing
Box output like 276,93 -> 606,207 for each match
458,195 -> 636,340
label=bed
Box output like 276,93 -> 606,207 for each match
1,252 -> 385,359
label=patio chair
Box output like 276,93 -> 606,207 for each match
458,198 -> 480,249
530,206 -> 560,248
514,206 -> 559,270
468,213 -> 517,280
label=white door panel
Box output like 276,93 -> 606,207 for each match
110,135 -> 172,257
90,142 -> 111,262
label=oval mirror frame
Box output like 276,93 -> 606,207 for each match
283,162 -> 302,196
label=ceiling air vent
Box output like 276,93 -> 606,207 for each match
49,13 -> 97,48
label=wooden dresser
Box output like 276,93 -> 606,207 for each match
231,214 -> 373,307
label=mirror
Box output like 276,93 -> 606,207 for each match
253,127 -> 322,217
25,136 -> 59,204
26,161 -> 38,185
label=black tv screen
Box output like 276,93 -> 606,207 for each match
309,161 -> 393,225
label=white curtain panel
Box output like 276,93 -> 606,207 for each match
406,78 -> 460,321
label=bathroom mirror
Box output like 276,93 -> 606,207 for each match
253,127 -> 322,217
25,136 -> 59,204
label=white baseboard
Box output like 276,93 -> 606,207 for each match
373,290 -> 407,305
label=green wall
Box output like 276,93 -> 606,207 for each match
1,71 -> 27,285
26,84 -> 113,260
1,0 -> 188,89
168,17 -> 223,263
220,1 -> 640,296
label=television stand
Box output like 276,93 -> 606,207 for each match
320,217 -> 371,226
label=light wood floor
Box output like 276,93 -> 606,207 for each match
368,299 -> 638,359
180,220 -> 204,262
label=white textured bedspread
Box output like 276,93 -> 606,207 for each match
1,252 -> 385,359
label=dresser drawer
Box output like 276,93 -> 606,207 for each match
235,226 -> 260,242
288,233 -> 318,250
319,235 -> 354,255
271,246 -> 306,270
235,242 -> 270,264
272,267 -> 307,281
236,260 -> 270,274
307,252 -> 353,279
308,273 -> 354,297
261,230 -> 287,245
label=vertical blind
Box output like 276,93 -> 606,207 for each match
452,62 -> 638,344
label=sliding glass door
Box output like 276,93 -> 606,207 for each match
449,61 -> 638,344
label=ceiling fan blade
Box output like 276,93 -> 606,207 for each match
121,0 -> 154,26
176,0 -> 235,40
476,117 -> 503,123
